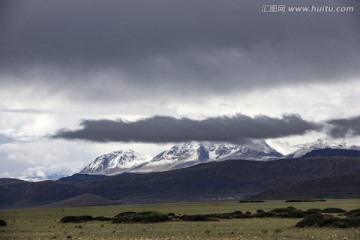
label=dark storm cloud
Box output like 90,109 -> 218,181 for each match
326,116 -> 360,138
52,114 -> 319,143
0,0 -> 359,101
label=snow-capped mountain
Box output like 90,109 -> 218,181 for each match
78,139 -> 360,176
137,142 -> 210,172
80,150 -> 152,175
286,139 -> 360,158
206,140 -> 283,161
136,140 -> 283,172
79,141 -> 283,175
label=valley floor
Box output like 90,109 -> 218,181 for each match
0,199 -> 359,240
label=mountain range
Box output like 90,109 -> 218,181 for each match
80,140 -> 282,175
2,139 -> 360,208
80,139 -> 360,175
1,157 -> 359,208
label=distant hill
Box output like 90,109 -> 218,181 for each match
45,193 -> 117,207
302,148 -> 360,158
248,173 -> 360,200
1,157 -> 360,208
0,178 -> 85,207
58,174 -> 109,183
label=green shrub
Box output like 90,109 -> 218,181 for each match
330,218 -> 350,228
138,213 -> 170,223
78,215 -> 93,221
242,207 -> 305,219
60,216 -> 81,223
112,211 -> 171,223
94,216 -> 112,221
347,217 -> 360,227
234,211 -> 251,219
345,209 -> 360,218
295,213 -> 360,228
114,211 -> 136,218
304,208 -> 322,215
180,214 -> 218,222
0,219 -> 7,226
322,208 -> 346,214
269,207 -> 304,218
60,215 -> 94,223
230,211 -> 251,219
316,215 -> 340,227
205,213 -> 232,219
254,211 -> 275,218
204,211 -> 250,219
270,207 -> 297,214
295,213 -> 325,227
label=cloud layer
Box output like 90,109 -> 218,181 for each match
1,0 -> 360,180
53,114 -> 319,143
53,114 -> 360,143
1,0 -> 359,102
327,116 -> 360,138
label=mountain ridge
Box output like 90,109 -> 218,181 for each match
1,157 -> 359,208
248,173 -> 360,200
79,139 -> 360,176
80,140 -> 283,175
80,150 -> 152,175
285,139 -> 360,158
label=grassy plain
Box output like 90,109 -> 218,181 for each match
0,199 -> 359,240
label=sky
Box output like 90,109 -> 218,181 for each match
0,0 -> 359,180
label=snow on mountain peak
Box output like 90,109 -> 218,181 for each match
289,138 -> 355,158
79,140 -> 283,175
208,140 -> 282,161
144,140 -> 282,171
80,150 -> 152,175
78,138 -> 360,176
152,141 -> 209,163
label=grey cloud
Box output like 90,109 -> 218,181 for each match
326,116 -> 360,138
52,114 -> 319,143
0,134 -> 15,144
0,108 -> 55,114
0,0 -> 359,102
